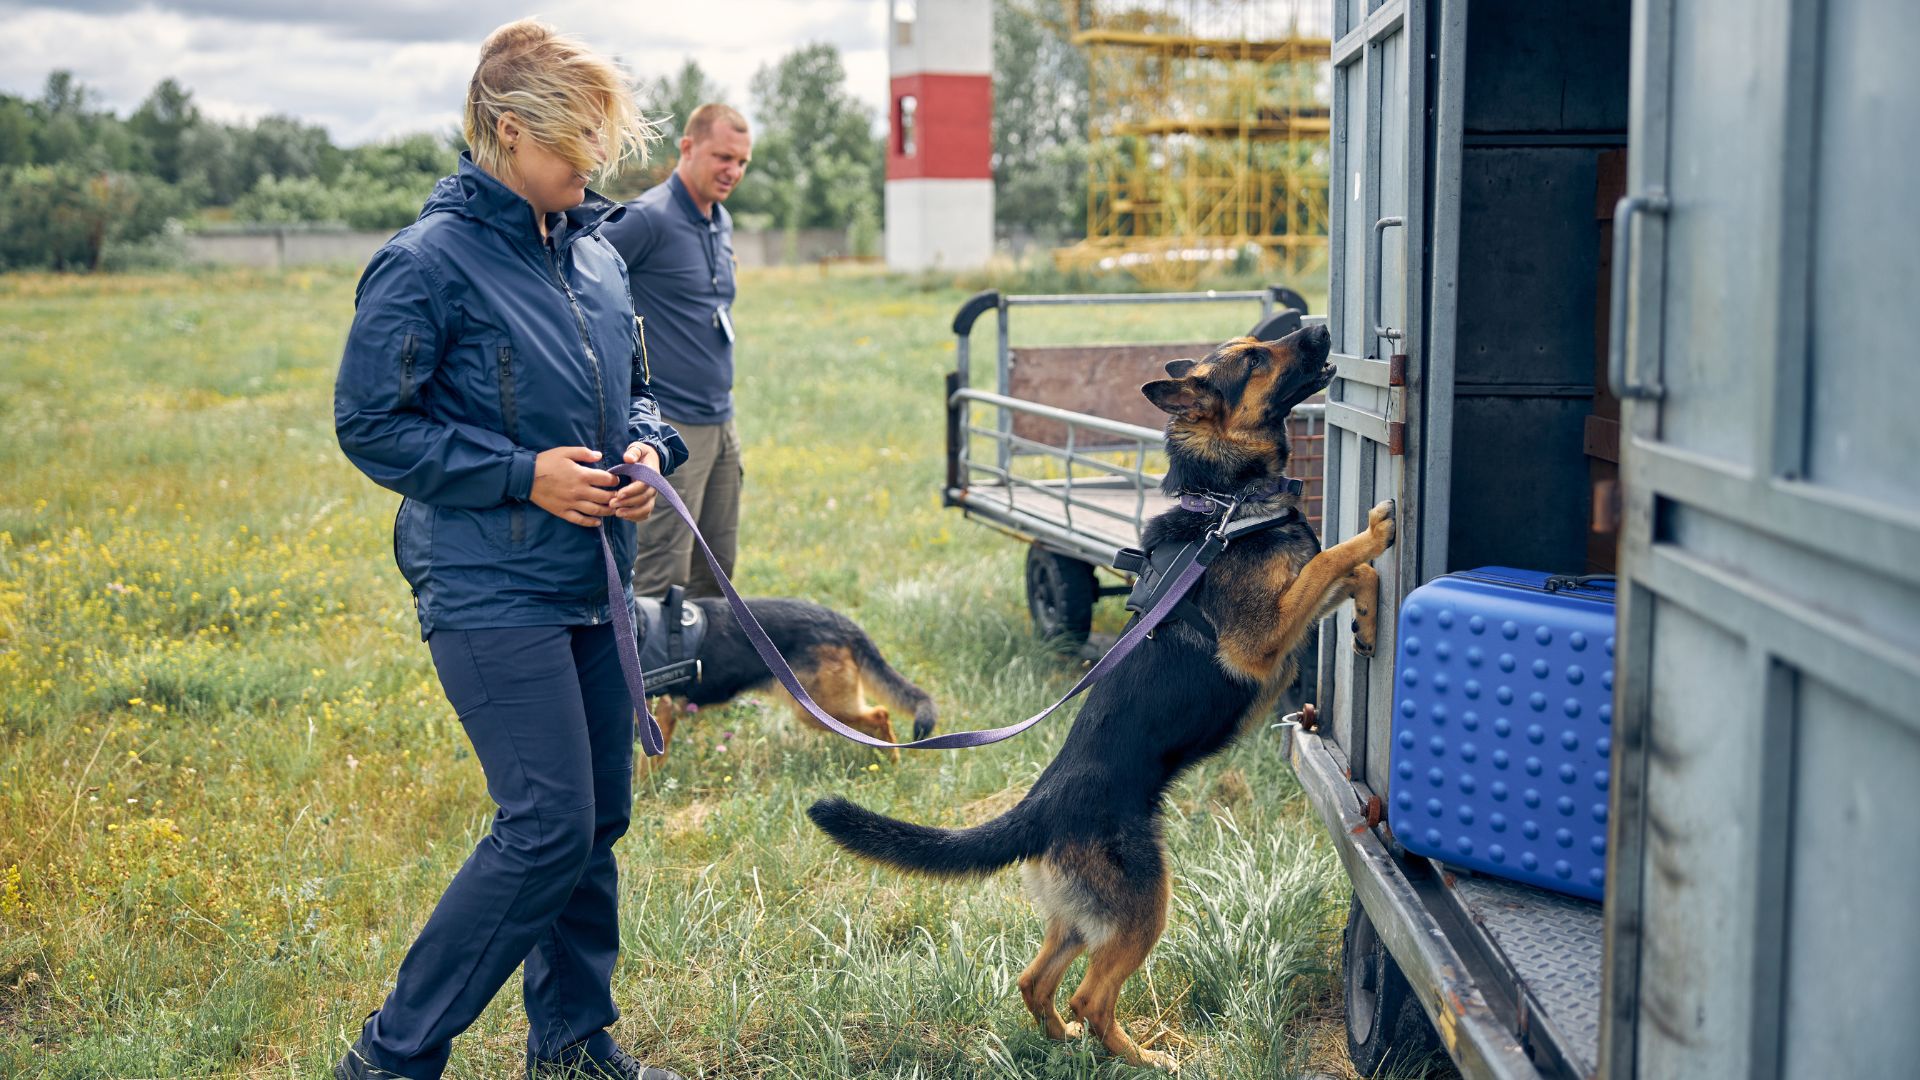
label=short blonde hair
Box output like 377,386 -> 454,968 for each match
684,103 -> 750,144
465,18 -> 658,182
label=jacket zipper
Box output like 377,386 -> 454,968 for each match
399,332 -> 418,405
546,241 -> 606,453
497,344 -> 524,547
547,237 -> 609,624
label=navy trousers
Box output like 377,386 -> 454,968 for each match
357,623 -> 634,1078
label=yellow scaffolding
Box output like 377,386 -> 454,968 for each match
1056,0 -> 1332,287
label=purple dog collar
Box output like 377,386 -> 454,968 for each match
1178,476 -> 1304,515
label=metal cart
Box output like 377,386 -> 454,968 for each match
942,286 -> 1325,646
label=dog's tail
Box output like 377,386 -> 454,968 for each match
847,629 -> 939,739
807,793 -> 1045,878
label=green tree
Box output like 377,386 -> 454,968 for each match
346,132 -> 452,188
745,43 -> 883,232
177,120 -> 245,204
0,95 -> 34,168
639,58 -> 726,145
240,115 -> 341,186
993,0 -> 1089,239
128,78 -> 201,184
0,164 -> 180,271
32,71 -> 103,167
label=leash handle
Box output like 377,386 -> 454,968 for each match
605,463 -> 1209,753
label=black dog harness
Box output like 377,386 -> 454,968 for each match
634,584 -> 707,695
1119,484 -> 1306,643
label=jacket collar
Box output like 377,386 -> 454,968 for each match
452,152 -> 625,253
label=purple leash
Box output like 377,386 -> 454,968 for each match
601,463 -> 1209,755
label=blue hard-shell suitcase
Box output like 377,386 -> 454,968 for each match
1387,568 -> 1616,901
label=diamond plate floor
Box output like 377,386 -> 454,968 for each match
1450,873 -> 1604,1078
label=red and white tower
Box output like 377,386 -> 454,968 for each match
885,0 -> 994,270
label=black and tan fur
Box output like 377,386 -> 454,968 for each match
808,324 -> 1393,1070
655,596 -> 938,762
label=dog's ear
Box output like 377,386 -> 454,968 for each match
1143,377 -> 1212,418
1164,358 -> 1197,378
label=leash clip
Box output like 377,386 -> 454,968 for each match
1208,495 -> 1246,547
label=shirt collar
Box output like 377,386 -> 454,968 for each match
667,171 -> 714,228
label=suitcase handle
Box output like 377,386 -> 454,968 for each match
1546,573 -> 1617,593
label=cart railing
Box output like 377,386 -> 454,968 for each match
949,386 -> 1166,544
944,378 -> 1328,565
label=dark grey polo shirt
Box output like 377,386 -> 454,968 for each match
600,172 -> 737,424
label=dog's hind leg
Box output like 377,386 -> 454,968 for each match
638,698 -> 681,771
783,647 -> 901,761
1066,870 -> 1177,1071
1017,917 -> 1087,1040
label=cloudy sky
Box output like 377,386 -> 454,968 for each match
0,1 -> 892,145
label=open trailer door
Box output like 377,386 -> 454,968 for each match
1605,1 -> 1920,1076
1319,0 -> 1443,799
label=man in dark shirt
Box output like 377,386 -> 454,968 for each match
601,103 -> 752,599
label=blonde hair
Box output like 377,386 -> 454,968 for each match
684,103 -> 750,143
465,18 -> 658,183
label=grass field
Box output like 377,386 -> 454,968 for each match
0,265 -> 1368,1079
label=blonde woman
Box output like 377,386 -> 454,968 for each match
332,19 -> 687,1080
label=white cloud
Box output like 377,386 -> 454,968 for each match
0,0 -> 890,145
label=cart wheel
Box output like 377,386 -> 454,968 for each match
1025,546 -> 1097,648
1344,895 -> 1446,1076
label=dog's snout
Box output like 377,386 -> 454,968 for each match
1299,323 -> 1331,361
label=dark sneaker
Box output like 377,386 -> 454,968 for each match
527,1042 -> 683,1080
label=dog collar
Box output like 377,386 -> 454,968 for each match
1177,476 -> 1304,515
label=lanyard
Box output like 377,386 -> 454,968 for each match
701,219 -> 721,294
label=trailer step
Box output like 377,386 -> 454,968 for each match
1444,873 -> 1603,1078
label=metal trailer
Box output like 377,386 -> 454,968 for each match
1291,1 -> 1920,1078
943,287 -> 1326,647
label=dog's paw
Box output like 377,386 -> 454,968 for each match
1351,617 -> 1376,658
1059,1021 -> 1084,1040
1368,499 -> 1396,548
1136,1049 -> 1179,1072
1351,598 -> 1378,657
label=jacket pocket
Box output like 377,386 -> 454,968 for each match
394,498 -> 432,591
426,630 -> 492,716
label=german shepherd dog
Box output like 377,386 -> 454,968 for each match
653,596 -> 939,761
808,323 -> 1395,1070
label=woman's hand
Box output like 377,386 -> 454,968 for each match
609,442 -> 660,522
530,446 -> 618,527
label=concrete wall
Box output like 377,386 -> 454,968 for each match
183,226 -> 858,270
183,229 -> 388,269
730,228 -> 862,268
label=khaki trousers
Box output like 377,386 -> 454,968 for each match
631,416 -> 740,600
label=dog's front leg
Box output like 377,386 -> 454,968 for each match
1228,501 -> 1395,677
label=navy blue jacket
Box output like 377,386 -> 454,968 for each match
336,154 -> 689,638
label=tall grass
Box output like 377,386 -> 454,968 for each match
0,266 -> 1357,1078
